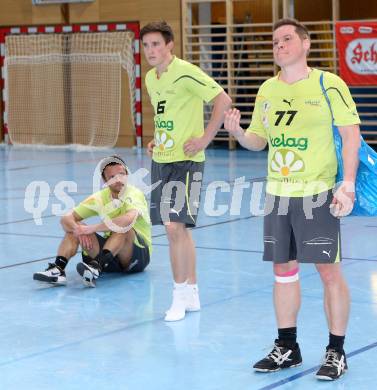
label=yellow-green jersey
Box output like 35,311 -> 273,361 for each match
145,56 -> 224,163
73,185 -> 151,252
247,69 -> 360,197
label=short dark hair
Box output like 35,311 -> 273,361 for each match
273,18 -> 310,40
100,155 -> 128,181
140,21 -> 174,44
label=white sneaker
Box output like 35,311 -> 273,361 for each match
186,285 -> 201,312
76,262 -> 100,288
164,288 -> 186,322
33,263 -> 67,285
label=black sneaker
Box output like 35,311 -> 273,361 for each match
316,348 -> 348,380
253,340 -> 302,372
76,261 -> 101,287
33,263 -> 67,285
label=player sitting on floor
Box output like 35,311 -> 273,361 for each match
33,155 -> 152,287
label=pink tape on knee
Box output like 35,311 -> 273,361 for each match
275,267 -> 299,283
275,267 -> 299,277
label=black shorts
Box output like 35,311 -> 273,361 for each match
263,190 -> 341,264
150,160 -> 204,227
82,231 -> 150,274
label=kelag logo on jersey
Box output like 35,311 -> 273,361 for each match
269,134 -> 308,151
155,117 -> 174,131
154,100 -> 174,131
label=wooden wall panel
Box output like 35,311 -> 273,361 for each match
234,0 -> 272,23
212,1 -> 272,24
100,0 -> 139,22
68,1 -> 100,22
295,0 -> 332,21
0,0 -> 63,25
340,0 -> 377,20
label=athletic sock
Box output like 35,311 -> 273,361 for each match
278,327 -> 297,349
328,332 -> 345,353
55,256 -> 68,270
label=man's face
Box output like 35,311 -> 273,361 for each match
103,164 -> 127,194
272,25 -> 310,68
142,32 -> 173,67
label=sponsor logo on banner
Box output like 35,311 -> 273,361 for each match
359,26 -> 373,34
340,26 -> 354,34
346,39 -> 377,74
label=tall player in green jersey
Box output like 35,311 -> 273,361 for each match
224,19 -> 360,380
141,21 -> 232,321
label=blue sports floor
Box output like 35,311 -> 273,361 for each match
1,145 -> 377,390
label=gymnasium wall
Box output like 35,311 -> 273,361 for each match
0,0 -> 181,147
1,0 -> 377,146
211,0 -> 377,24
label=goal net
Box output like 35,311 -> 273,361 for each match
4,30 -> 136,147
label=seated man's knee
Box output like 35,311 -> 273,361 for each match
274,263 -> 299,284
65,231 -> 79,242
109,231 -> 134,244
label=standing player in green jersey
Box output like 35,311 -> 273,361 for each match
224,18 -> 361,380
140,21 -> 232,321
33,156 -> 151,287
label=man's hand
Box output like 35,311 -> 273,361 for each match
183,136 -> 208,157
74,224 -> 96,236
330,181 -> 355,218
147,140 -> 155,157
73,224 -> 95,250
224,108 -> 244,139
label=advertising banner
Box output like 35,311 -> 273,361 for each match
335,21 -> 377,85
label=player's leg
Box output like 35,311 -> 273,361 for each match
184,228 -> 200,311
316,263 -> 349,339
274,259 -> 301,331
76,230 -> 150,286
254,261 -> 303,372
164,222 -> 191,321
150,161 -> 188,321
33,232 -> 82,285
102,230 -> 135,269
315,262 -> 349,380
76,233 -> 103,287
149,160 -> 189,319
253,194 -> 302,372
292,190 -> 348,380
113,230 -> 150,274
310,192 -> 348,380
161,161 -> 203,321
184,163 -> 204,311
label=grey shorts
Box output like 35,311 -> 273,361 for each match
263,190 -> 341,264
82,231 -> 150,274
150,160 -> 204,227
